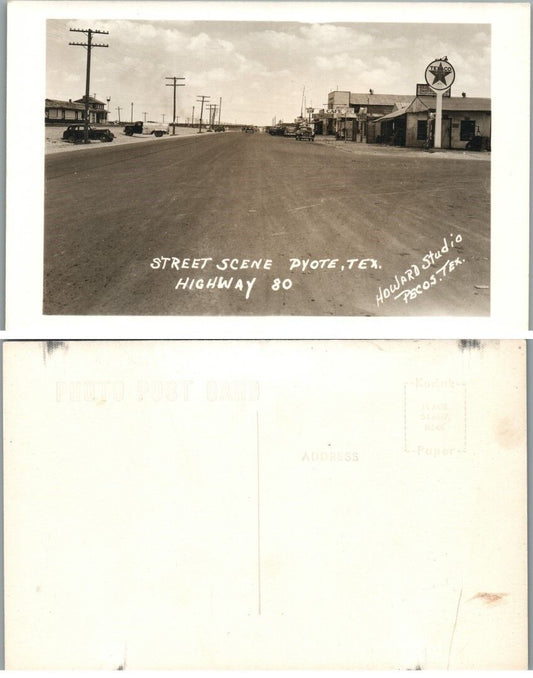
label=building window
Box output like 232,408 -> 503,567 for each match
417,120 -> 427,140
460,120 -> 475,141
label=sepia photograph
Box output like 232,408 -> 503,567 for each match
42,18 -> 492,317
5,1 -> 529,332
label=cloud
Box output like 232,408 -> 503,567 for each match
47,19 -> 491,125
249,29 -> 302,53
379,36 -> 410,50
200,67 -> 232,83
187,32 -> 211,51
315,54 -> 366,71
299,23 -> 374,51
471,30 -> 490,45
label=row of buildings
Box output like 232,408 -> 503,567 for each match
47,86 -> 491,151
312,85 -> 491,150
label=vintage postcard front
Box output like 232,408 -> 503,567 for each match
3,340 -> 527,669
5,1 -> 530,335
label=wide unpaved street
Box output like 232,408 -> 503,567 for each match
44,131 -> 490,316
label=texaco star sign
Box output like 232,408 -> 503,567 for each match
424,58 -> 455,92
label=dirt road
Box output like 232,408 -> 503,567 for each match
44,132 -> 490,316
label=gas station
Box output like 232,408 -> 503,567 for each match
371,58 -> 491,150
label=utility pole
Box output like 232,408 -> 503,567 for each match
143,111 -> 147,122
130,102 -> 134,122
207,103 -> 216,129
162,113 -> 165,123
218,97 -> 222,125
192,105 -> 195,127
165,76 -> 185,135
116,106 -> 122,123
69,28 -> 109,144
209,104 -> 218,128
196,95 -> 210,133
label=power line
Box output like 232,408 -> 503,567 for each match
165,76 -> 185,135
69,28 -> 109,144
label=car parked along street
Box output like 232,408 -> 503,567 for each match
62,124 -> 115,143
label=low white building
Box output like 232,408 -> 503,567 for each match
45,96 -> 109,124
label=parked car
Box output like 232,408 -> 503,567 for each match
295,126 -> 315,142
465,135 -> 490,152
62,124 -> 114,143
283,124 -> 298,137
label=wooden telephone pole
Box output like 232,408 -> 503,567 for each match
69,28 -> 109,144
165,76 -> 185,135
196,95 -> 210,133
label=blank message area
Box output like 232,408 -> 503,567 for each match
4,341 -> 526,669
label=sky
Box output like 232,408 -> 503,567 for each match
46,20 -> 490,126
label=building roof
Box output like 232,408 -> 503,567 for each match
410,96 -> 491,112
373,105 -> 411,122
45,98 -> 85,110
373,95 -> 492,123
350,93 -> 413,106
74,96 -> 107,105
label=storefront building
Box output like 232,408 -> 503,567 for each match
321,90 -> 413,141
373,95 -> 491,149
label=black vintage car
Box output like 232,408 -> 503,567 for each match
62,124 -> 115,143
295,126 -> 315,141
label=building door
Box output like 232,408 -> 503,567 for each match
394,118 -> 406,146
441,117 -> 451,149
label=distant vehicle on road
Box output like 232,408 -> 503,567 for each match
283,124 -> 298,137
62,124 -> 114,143
295,126 -> 315,142
123,121 -> 168,137
243,126 -> 256,133
268,126 -> 285,136
214,125 -> 226,132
